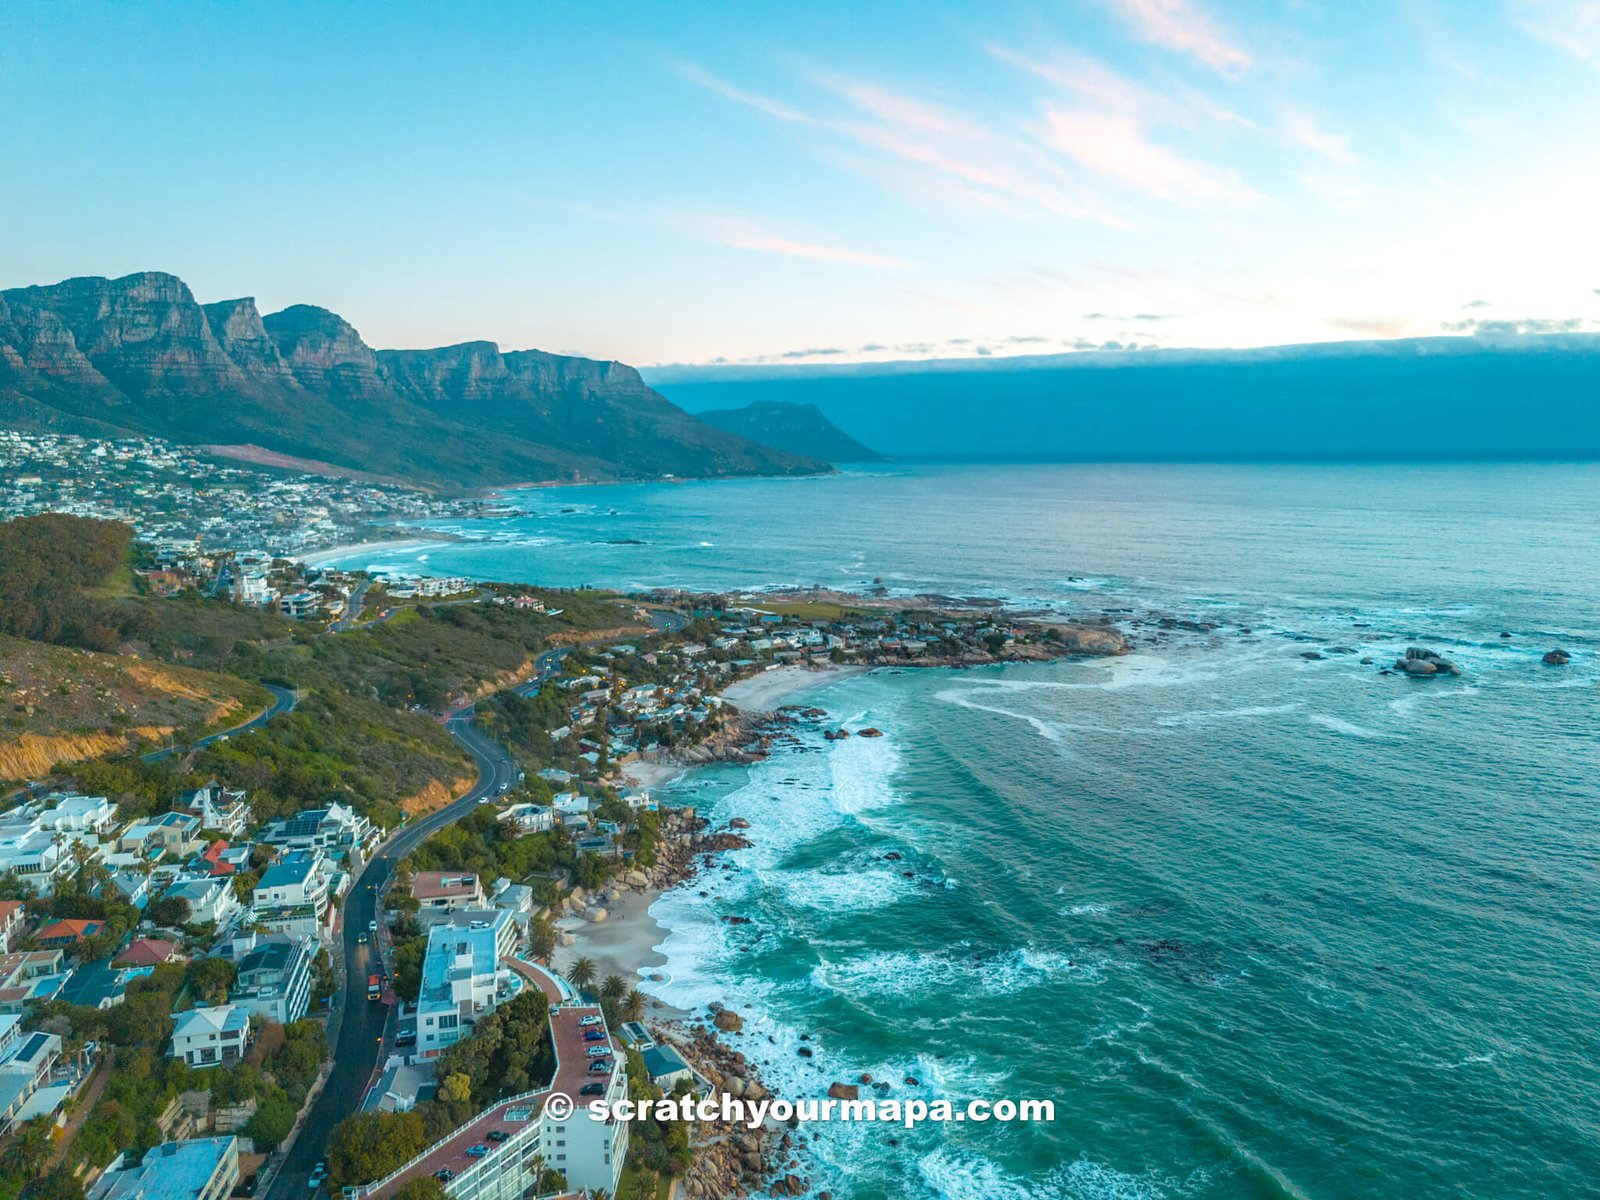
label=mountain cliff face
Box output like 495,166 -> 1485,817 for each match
696,400 -> 886,463
0,272 -> 824,487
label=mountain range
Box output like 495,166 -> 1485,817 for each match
650,335 -> 1600,461
0,272 -> 826,488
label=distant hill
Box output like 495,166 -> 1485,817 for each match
649,335 -> 1600,460
696,400 -> 886,462
0,272 -> 826,488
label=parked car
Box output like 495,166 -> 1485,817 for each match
580,1082 -> 606,1096
466,1144 -> 489,1158
578,1015 -> 602,1027
486,1130 -> 510,1143
586,1044 -> 610,1057
583,1029 -> 606,1042
588,1059 -> 613,1073
434,1170 -> 454,1183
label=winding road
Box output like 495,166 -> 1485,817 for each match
141,683 -> 298,763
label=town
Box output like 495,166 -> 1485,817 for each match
0,505 -> 1125,1200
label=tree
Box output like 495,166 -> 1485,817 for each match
600,974 -> 626,1002
568,957 -> 597,992
326,1111 -> 428,1189
392,1180 -> 446,1200
188,956 -> 236,1006
622,989 -> 646,1022
528,915 -> 557,961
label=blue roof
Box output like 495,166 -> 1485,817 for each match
258,849 -> 316,888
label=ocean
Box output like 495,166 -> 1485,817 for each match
324,462 -> 1600,1199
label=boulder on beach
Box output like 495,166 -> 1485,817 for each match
587,907 -> 608,923
624,869 -> 649,887
714,1009 -> 745,1033
1543,649 -> 1571,665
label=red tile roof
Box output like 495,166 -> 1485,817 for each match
114,938 -> 182,967
36,918 -> 103,943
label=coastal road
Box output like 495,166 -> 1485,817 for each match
141,683 -> 297,763
332,580 -> 372,632
266,605 -> 686,1198
267,705 -> 520,1200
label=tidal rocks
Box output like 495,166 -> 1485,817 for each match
1543,649 -> 1571,665
1394,647 -> 1461,676
1300,650 -> 1325,660
827,1082 -> 860,1101
713,1008 -> 745,1033
857,727 -> 884,737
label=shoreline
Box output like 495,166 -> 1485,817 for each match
297,536 -> 454,567
717,661 -> 870,712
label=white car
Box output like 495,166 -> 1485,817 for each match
308,1164 -> 327,1190
578,1015 -> 602,1027
586,1044 -> 611,1057
368,920 -> 378,932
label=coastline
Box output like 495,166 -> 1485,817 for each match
718,661 -> 870,712
297,536 -> 453,567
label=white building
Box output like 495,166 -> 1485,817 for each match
164,877 -> 241,929
250,850 -> 329,941
415,911 -> 518,1059
89,1137 -> 240,1200
170,1004 -> 251,1068
228,933 -> 315,1026
258,803 -> 376,860
177,783 -> 253,839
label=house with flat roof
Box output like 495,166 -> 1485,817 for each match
250,850 -> 329,941
117,812 -> 202,862
170,1005 -> 251,1069
415,912 -> 518,1059
409,871 -> 484,911
0,1028 -> 62,1132
258,803 -> 375,860
88,1136 -> 239,1200
0,902 -> 26,954
0,951 -> 70,1014
229,934 -> 313,1025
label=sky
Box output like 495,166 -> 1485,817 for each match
4,0 -> 1600,368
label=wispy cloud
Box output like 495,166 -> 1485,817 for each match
694,216 -> 910,267
1512,0 -> 1600,62
1042,108 -> 1260,206
1106,0 -> 1253,75
1284,113 -> 1357,164
678,62 -> 1132,228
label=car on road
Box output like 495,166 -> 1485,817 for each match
308,1164 -> 327,1190
357,932 -> 367,944
498,783 -> 508,793
368,920 -> 378,932
466,1144 -> 489,1158
580,1082 -> 606,1096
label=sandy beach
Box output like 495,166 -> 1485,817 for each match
553,887 -> 687,1017
297,537 -> 452,567
718,662 -> 868,712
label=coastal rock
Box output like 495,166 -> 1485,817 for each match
587,907 -> 608,923
857,727 -> 883,737
714,1009 -> 745,1033
1543,649 -> 1571,665
1301,651 -> 1325,660
1395,647 -> 1460,676
624,869 -> 649,887
729,817 -> 752,829
827,1083 -> 859,1101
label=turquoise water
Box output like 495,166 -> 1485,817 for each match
328,463 -> 1600,1198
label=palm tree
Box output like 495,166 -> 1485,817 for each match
600,974 -> 626,1002
621,988 -> 646,1022
568,956 -> 597,992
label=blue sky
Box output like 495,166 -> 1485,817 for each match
4,1 -> 1599,366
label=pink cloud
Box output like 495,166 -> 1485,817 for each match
1043,108 -> 1259,206
703,217 -> 910,267
1107,0 -> 1253,75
